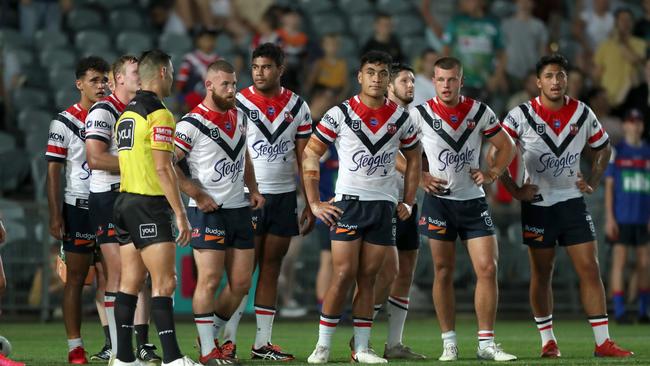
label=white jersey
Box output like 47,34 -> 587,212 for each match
502,96 -> 610,206
85,94 -> 126,193
236,86 -> 312,194
412,96 -> 501,201
175,103 -> 249,209
45,103 -> 91,207
314,95 -> 420,204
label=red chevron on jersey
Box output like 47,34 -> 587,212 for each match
428,96 -> 474,130
238,86 -> 294,124
348,95 -> 398,134
530,96 -> 579,136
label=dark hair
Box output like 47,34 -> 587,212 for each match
375,11 -> 391,20
420,47 -> 438,59
390,62 -> 414,81
586,86 -> 606,102
207,59 -> 235,74
433,56 -> 462,71
75,56 -> 110,80
535,54 -> 569,77
360,50 -> 392,69
252,43 -> 285,67
138,49 -> 172,81
112,55 -> 139,79
614,7 -> 634,20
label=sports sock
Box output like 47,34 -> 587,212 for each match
223,294 -> 247,343
67,338 -> 83,352
589,315 -> 610,346
317,313 -> 340,348
353,317 -> 373,353
613,291 -> 626,319
441,330 -> 457,347
639,288 -> 650,317
372,304 -> 382,320
105,291 -> 118,354
102,325 -> 111,347
134,324 -> 149,349
534,315 -> 557,346
386,296 -> 409,347
151,296 -> 183,363
254,305 -> 276,349
213,312 -> 228,339
115,292 -> 137,362
194,313 -> 215,357
477,330 -> 495,349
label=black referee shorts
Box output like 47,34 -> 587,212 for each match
113,192 -> 175,249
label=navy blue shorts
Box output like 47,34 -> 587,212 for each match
189,206 -> 254,250
62,201 -> 95,254
89,190 -> 119,245
251,191 -> 299,237
418,195 -> 495,241
396,203 -> 419,251
521,197 -> 596,248
329,198 -> 396,246
613,224 -> 650,247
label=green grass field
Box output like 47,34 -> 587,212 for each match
2,316 -> 649,365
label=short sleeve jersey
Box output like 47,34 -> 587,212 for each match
45,103 -> 91,206
115,90 -> 176,196
313,95 -> 419,204
412,96 -> 501,201
236,86 -> 312,194
605,141 -> 650,224
502,96 -> 610,207
85,94 -> 127,193
175,103 -> 249,209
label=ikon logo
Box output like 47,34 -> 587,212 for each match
139,223 -> 157,238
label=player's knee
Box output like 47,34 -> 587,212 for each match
154,275 -> 177,296
331,268 -> 356,287
197,274 -> 221,293
229,277 -> 252,297
66,268 -> 89,285
434,262 -> 454,280
476,260 -> 497,280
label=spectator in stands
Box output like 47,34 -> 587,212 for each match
578,0 -> 614,49
278,8 -> 308,93
175,28 -> 220,111
594,8 -> 646,109
19,0 -> 70,39
634,0 -> 650,54
506,71 -> 538,111
174,0 -> 217,34
567,68 -> 587,100
305,33 -> 348,103
442,0 -> 507,102
148,0 -> 187,36
502,0 -> 548,86
360,12 -> 405,63
617,58 -> 650,141
1,47 -> 23,130
251,8 -> 282,50
412,47 -> 437,106
588,87 -> 624,145
419,0 -> 445,51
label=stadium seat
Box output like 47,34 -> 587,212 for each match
0,199 -> 25,221
115,31 -> 153,54
491,0 -> 515,19
215,33 -> 234,55
338,35 -> 358,58
92,0 -> 135,9
17,109 -> 52,134
12,48 -> 35,67
31,157 -> 48,203
48,67 -> 76,92
25,129 -> 48,158
158,33 -> 193,55
298,0 -> 335,14
75,30 -> 111,53
392,13 -> 425,37
310,13 -> 347,38
376,0 -> 414,14
13,88 -> 49,111
55,89 -> 79,111
348,14 -> 376,44
34,30 -> 68,51
0,28 -> 27,49
337,0 -> 374,15
401,36 -> 427,60
40,47 -> 77,70
83,49 -> 118,64
0,132 -> 17,154
109,9 -> 144,31
66,7 -> 103,31
21,66 -> 48,89
0,150 -> 30,193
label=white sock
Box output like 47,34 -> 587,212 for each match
223,295 -> 247,343
373,304 -> 383,320
317,314 -> 340,348
104,292 -> 117,354
254,305 -> 276,349
68,338 -> 83,352
441,330 -> 457,347
353,317 -> 373,353
194,313 -> 215,356
478,330 -> 495,349
213,312 -> 228,339
534,315 -> 557,346
589,315 -> 610,346
387,296 -> 409,347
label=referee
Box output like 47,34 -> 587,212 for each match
112,50 -> 196,366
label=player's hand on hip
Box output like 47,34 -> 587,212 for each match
310,201 -> 343,227
575,172 -> 594,194
249,192 -> 265,210
49,214 -> 65,240
175,214 -> 191,247
421,172 -> 448,195
196,191 -> 219,212
396,202 -> 412,221
515,177 -> 539,201
605,217 -> 619,241
470,169 -> 498,185
299,205 -> 316,235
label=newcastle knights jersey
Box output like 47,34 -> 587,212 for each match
412,96 -> 501,201
85,94 -> 126,193
175,103 -> 249,209
314,95 -> 419,204
236,86 -> 312,194
502,96 -> 609,207
45,103 -> 92,206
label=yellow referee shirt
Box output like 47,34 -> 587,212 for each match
115,90 -> 175,196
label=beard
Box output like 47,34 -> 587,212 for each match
399,91 -> 414,105
211,91 -> 235,110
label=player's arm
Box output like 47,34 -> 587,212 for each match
0,210 -> 6,245
244,148 -> 265,210
86,139 -> 119,172
173,147 -> 219,213
153,149 -> 190,245
398,143 -> 422,221
604,176 -> 619,240
46,162 -> 65,240
302,136 -> 342,226
578,142 -> 612,194
295,137 -> 315,235
471,130 -> 515,185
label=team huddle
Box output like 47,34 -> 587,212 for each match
45,43 -> 633,366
